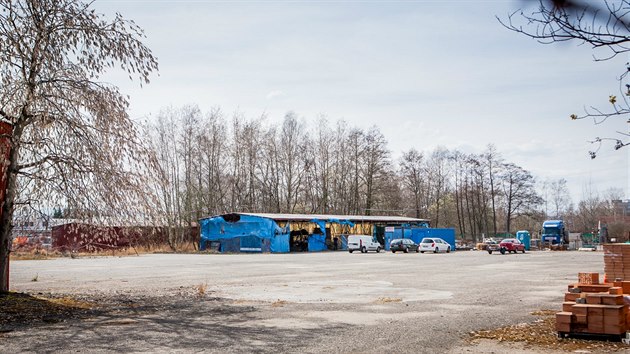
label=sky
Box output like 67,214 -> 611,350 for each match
96,0 -> 630,204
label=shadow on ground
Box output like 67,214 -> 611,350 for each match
1,291 -> 344,353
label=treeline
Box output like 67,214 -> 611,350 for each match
148,105 -> 576,245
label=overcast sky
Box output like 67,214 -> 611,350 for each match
97,0 -> 630,204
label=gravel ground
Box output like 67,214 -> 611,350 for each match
2,250 -> 627,353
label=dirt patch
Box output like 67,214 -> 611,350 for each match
271,300 -> 290,307
0,292 -> 96,330
9,246 -> 188,261
0,285 -> 219,333
374,297 -> 402,303
468,310 -> 629,353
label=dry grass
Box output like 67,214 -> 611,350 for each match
195,283 -> 208,297
271,300 -> 289,307
10,249 -> 60,261
45,296 -> 94,309
9,243 -> 202,261
233,299 -> 253,305
0,292 -> 94,327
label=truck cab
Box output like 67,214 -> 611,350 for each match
541,220 -> 568,245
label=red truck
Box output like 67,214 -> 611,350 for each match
488,238 -> 526,254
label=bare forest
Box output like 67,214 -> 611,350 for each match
144,105 -> 626,245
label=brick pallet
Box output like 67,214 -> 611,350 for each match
557,272 -> 630,340
604,244 -> 630,281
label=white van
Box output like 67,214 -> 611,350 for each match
347,235 -> 382,253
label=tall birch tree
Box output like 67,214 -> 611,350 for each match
0,0 -> 158,292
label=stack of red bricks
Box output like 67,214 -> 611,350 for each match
604,244 -> 630,281
556,272 -> 629,336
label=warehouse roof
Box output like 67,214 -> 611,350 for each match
203,212 -> 429,224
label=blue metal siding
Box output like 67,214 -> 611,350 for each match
386,228 -> 413,250
199,214 -> 290,253
339,235 -> 348,250
240,236 -> 262,252
308,234 -> 327,252
270,234 -> 289,253
220,238 -> 240,253
411,228 -> 456,250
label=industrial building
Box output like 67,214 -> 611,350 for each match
199,212 -> 455,253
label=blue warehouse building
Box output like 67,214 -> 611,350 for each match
199,212 -> 455,253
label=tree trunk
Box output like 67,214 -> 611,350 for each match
0,123 -> 18,293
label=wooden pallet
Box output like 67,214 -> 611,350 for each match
558,331 -> 627,342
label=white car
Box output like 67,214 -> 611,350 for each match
419,237 -> 452,253
347,235 -> 382,253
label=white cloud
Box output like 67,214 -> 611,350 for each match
266,90 -> 285,100
94,1 -> 630,201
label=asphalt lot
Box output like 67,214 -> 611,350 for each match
2,250 -> 614,353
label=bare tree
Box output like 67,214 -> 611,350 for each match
425,147 -> 450,227
0,0 -> 158,292
257,123 -> 285,213
151,107 -> 183,249
463,157 -> 480,240
482,145 -> 502,237
278,112 -> 307,213
347,128 -> 365,214
502,1 -> 630,60
549,178 -> 573,218
460,155 -> 488,241
501,0 -> 630,155
400,148 -> 426,219
378,169 -> 403,215
197,108 -> 228,216
329,121 -> 351,214
148,105 -> 230,249
499,163 -> 542,234
468,156 -> 489,239
573,181 -> 604,232
449,150 -> 468,237
362,126 -> 390,216
227,114 -> 264,212
304,116 -> 333,213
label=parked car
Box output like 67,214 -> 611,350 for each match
348,235 -> 382,253
486,240 -> 501,253
476,239 -> 499,251
487,238 -> 525,254
456,241 -> 473,251
390,238 -> 419,253
499,238 -> 526,254
419,238 -> 451,253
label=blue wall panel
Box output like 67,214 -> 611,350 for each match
221,238 -> 240,253
270,234 -> 289,253
339,235 -> 348,250
412,228 -> 456,250
240,236 -> 262,252
308,234 -> 327,252
385,227 -> 416,250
